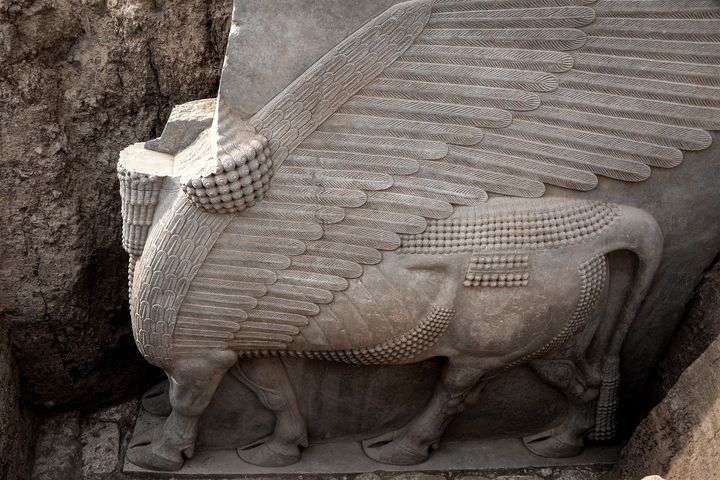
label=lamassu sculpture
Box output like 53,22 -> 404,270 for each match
117,0 -> 720,472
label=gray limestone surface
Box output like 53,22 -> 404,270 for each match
194,359 -> 567,448
145,98 -> 216,154
219,0 -> 401,119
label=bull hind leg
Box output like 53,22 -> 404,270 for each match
362,358 -> 488,465
523,358 -> 601,458
231,357 -> 308,467
127,350 -> 237,471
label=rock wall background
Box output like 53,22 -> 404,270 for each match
607,259 -> 720,479
651,259 -> 720,402
0,318 -> 33,480
0,0 -> 232,409
609,335 -> 720,478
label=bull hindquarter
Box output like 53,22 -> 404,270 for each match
373,243 -> 607,367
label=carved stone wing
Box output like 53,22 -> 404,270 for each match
175,0 -> 720,354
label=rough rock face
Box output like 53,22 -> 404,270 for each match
0,0 -> 232,409
607,335 -> 720,480
652,260 -> 720,401
0,319 -> 33,480
607,263 -> 720,480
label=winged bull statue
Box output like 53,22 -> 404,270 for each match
116,0 -> 720,472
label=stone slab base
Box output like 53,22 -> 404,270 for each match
124,410 -> 620,476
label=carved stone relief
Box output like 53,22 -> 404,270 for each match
116,0 -> 720,473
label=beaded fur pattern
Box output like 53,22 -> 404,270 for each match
399,201 -> 620,254
465,253 -> 531,288
589,357 -> 620,441
238,306 -> 454,365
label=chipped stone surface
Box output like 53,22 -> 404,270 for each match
145,98 -> 216,154
356,474 -> 382,480
81,421 -> 120,475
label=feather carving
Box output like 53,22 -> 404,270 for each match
139,0 -> 720,363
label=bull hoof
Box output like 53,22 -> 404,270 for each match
126,433 -> 185,472
142,380 -> 172,417
523,430 -> 584,458
362,431 -> 429,465
237,437 -> 301,467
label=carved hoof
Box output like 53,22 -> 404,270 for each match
362,431 -> 429,465
237,437 -> 301,467
523,430 -> 584,458
142,380 -> 172,417
126,433 -> 186,472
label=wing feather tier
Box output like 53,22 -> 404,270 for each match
178,0 -> 720,354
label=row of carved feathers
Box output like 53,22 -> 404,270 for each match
173,0 -> 720,354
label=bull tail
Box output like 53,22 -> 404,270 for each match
589,206 -> 663,441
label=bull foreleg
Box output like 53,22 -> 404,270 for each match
362,358 -> 488,465
231,356 -> 309,467
127,350 -> 238,471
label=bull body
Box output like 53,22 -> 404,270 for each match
126,191 -> 662,470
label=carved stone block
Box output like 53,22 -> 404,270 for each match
116,0 -> 720,473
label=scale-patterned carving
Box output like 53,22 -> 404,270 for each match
131,197 -> 232,368
465,253 -> 530,288
399,201 -> 619,254
236,306 -> 454,365
510,254 -> 607,367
